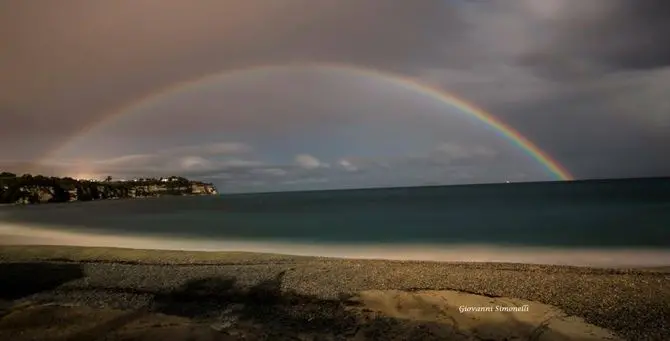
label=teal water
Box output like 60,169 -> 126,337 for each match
1,177 -> 669,249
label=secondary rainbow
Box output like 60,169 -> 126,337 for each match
40,62 -> 574,181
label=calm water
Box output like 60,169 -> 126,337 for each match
2,178 -> 669,249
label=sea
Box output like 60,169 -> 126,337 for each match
1,177 -> 669,267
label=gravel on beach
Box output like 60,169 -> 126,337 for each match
0,245 -> 669,340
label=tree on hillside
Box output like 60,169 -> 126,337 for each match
0,170 -> 213,204
0,172 -> 17,178
34,175 -> 49,184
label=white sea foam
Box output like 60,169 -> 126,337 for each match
2,222 -> 669,268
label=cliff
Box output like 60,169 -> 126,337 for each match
0,172 -> 218,205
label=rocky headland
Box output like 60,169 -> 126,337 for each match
0,172 -> 217,205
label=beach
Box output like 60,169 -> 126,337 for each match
1,246 -> 668,340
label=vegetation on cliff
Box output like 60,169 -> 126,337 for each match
0,172 -> 217,205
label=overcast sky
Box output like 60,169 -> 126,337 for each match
1,0 -> 668,193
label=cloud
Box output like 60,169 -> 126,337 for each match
453,1 -> 670,76
52,140 -> 558,192
176,156 -> 213,171
92,154 -> 159,167
517,1 -> 670,73
415,65 -> 562,110
281,177 -> 329,186
250,168 -> 288,176
338,159 -> 358,172
338,143 -> 499,171
433,143 -> 497,160
22,141 -> 256,176
199,172 -> 232,180
0,1 -> 465,140
29,142 -> 262,179
2,1 -> 669,185
162,142 -> 252,156
294,154 -> 329,169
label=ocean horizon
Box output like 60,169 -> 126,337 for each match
2,177 -> 669,267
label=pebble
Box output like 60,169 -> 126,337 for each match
2,253 -> 669,340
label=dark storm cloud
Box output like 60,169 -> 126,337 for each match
1,0 -> 669,186
0,0 -> 464,138
514,0 -> 670,79
571,1 -> 670,71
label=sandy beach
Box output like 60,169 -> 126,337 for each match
1,246 -> 668,340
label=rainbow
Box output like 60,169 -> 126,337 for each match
40,62 -> 574,181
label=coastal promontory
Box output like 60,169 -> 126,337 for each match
0,172 -> 217,205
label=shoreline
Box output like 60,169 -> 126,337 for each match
1,244 -> 670,272
1,245 -> 669,340
0,192 -> 217,208
3,222 -> 670,268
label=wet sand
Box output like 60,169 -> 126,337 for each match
1,245 -> 669,340
3,223 -> 670,267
